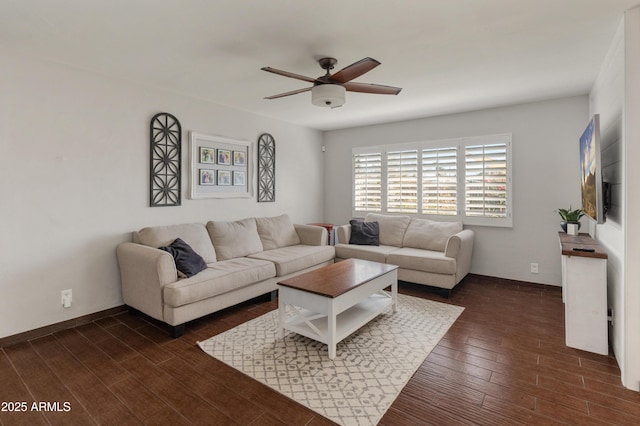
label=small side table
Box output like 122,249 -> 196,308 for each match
308,223 -> 334,245
558,232 -> 608,355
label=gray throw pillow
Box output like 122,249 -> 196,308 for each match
159,238 -> 207,278
349,220 -> 380,246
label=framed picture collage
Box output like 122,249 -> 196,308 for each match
189,132 -> 252,199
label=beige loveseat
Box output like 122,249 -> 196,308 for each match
335,213 -> 474,296
116,214 -> 335,337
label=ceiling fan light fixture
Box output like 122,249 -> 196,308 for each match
312,84 -> 345,108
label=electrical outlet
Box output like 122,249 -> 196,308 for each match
61,289 -> 72,308
608,307 -> 614,325
530,263 -> 539,274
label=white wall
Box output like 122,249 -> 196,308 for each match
323,96 -> 589,286
588,6 -> 640,392
623,5 -> 640,392
0,48 -> 325,339
589,19 -> 627,386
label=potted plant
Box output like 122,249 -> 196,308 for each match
556,206 -> 585,234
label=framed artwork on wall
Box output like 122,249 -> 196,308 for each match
217,149 -> 232,165
233,171 -> 246,186
199,169 -> 215,185
233,151 -> 246,166
189,131 -> 253,199
217,170 -> 231,186
200,147 -> 215,164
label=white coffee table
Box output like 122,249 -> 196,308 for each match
277,259 -> 398,359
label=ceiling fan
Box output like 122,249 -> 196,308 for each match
261,57 -> 402,108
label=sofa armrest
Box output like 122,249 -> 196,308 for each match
294,224 -> 328,246
445,229 -> 474,283
116,242 -> 178,321
335,224 -> 351,244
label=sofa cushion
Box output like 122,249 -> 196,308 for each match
206,218 -> 263,261
349,220 -> 380,245
387,247 -> 456,275
158,238 -> 207,278
364,213 -> 410,247
163,258 -> 276,307
335,243 -> 400,264
248,245 -> 335,276
255,214 -> 301,250
402,218 -> 463,252
134,223 -> 217,264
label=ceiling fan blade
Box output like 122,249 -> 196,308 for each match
264,86 -> 312,100
329,57 -> 381,83
343,82 -> 402,95
261,67 -> 316,83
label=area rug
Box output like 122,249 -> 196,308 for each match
197,294 -> 464,426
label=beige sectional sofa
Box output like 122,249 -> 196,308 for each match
116,214 -> 335,337
335,213 -> 474,296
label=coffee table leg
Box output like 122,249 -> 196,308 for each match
328,302 -> 337,359
391,275 -> 398,313
277,290 -> 285,339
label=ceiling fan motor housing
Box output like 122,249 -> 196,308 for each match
312,84 -> 346,107
318,57 -> 338,71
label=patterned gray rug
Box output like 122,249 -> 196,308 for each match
198,294 -> 464,426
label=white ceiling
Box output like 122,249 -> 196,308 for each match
1,0 -> 638,131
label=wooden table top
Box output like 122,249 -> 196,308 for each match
308,222 -> 334,229
558,232 -> 608,259
277,259 -> 398,298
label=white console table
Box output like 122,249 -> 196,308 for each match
559,232 -> 608,355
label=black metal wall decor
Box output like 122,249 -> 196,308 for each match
257,133 -> 275,202
150,112 -> 182,207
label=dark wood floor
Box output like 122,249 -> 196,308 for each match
2,274 -> 639,425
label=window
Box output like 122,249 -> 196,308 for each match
352,134 -> 512,227
387,150 -> 418,213
465,143 -> 508,219
353,152 -> 382,212
422,147 -> 457,216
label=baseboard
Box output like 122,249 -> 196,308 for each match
0,275 -> 557,348
0,305 -> 128,348
467,273 -> 562,289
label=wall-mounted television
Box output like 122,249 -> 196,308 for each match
579,114 -> 608,224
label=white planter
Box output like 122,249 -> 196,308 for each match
567,223 -> 579,235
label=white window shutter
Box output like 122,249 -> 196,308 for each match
422,147 -> 457,216
352,134 -> 511,227
387,150 -> 418,213
464,143 -> 508,218
353,152 -> 382,212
